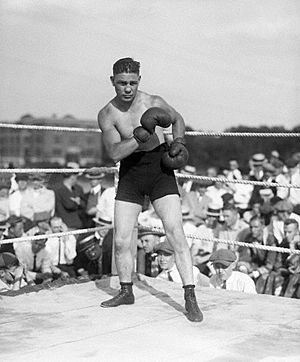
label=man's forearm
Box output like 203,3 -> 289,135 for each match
107,138 -> 139,163
172,115 -> 186,140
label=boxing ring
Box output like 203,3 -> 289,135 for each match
1,124 -> 300,361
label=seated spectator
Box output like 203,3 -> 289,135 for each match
0,180 -> 10,222
14,234 -> 59,284
46,216 -> 77,278
0,252 -> 28,292
209,249 -> 257,294
206,167 -> 218,178
271,199 -> 300,245
285,158 -> 300,208
0,219 -> 8,243
136,228 -> 163,277
138,202 -> 163,229
96,186 -> 116,226
181,180 -> 212,226
54,170 -> 86,230
20,174 -> 55,223
1,215 -> 26,254
249,153 -> 267,205
181,205 -> 198,248
191,207 -> 222,275
155,241 -> 210,287
232,175 -> 254,216
179,164 -> 197,194
73,232 -> 103,280
243,199 -> 263,224
8,173 -> 30,217
217,205 -> 248,251
206,175 -> 231,210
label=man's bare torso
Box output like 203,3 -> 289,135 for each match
98,91 -> 167,149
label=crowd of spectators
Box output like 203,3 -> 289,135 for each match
0,150 -> 299,299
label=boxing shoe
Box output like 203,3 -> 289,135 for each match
100,282 -> 135,308
183,285 -> 203,322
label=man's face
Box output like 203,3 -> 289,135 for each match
223,210 -> 237,228
50,220 -> 62,233
250,219 -> 263,239
276,210 -> 290,222
0,188 -> 9,198
206,216 -> 218,229
32,240 -> 46,254
141,234 -> 159,253
284,224 -> 298,243
90,179 -> 101,188
252,203 -> 261,215
157,252 -> 175,271
10,222 -> 24,238
111,72 -> 140,103
229,161 -> 238,170
18,180 -> 28,191
213,262 -> 234,282
85,244 -> 101,261
31,180 -> 44,190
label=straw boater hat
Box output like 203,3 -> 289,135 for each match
251,153 -> 266,166
206,207 -> 221,218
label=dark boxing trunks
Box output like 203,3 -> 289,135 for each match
116,143 -> 179,205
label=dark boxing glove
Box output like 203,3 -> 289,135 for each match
133,107 -> 172,144
162,137 -> 189,170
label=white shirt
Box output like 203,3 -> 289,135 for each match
46,235 -> 77,265
210,271 -> 257,294
205,186 -> 228,209
183,221 -> 198,248
96,187 -> 115,224
9,189 -> 30,216
272,212 -> 300,244
193,224 -> 215,254
157,264 -> 209,287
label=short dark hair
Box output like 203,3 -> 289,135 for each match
113,58 -> 140,75
249,215 -> 265,226
222,204 -> 238,213
284,218 -> 299,228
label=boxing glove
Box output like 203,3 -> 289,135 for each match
162,137 -> 189,170
133,107 -> 172,144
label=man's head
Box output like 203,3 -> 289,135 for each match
274,200 -> 293,221
111,58 -> 141,104
284,219 -> 299,243
249,216 -> 264,240
15,174 -> 29,191
155,241 -> 175,271
229,160 -> 239,171
30,174 -> 46,190
31,234 -> 47,254
222,205 -> 239,228
138,229 -> 163,254
209,248 -> 237,282
0,220 -> 8,237
77,232 -> 101,261
50,216 -> 63,233
8,216 -> 24,238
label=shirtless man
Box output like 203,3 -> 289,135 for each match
97,57 -> 203,322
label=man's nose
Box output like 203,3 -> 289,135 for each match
124,85 -> 132,93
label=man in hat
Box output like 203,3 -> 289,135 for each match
8,173 -> 30,217
209,248 -> 257,293
84,169 -> 106,227
1,216 -> 26,255
249,153 -> 267,205
0,252 -> 28,292
155,241 -> 209,287
277,158 -> 300,208
136,228 -> 164,277
73,232 -> 103,280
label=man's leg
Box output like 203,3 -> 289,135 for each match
101,200 -> 142,307
153,194 -> 203,322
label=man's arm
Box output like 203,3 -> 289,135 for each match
152,96 -> 186,140
98,110 -> 138,163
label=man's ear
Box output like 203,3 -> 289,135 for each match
110,76 -> 114,86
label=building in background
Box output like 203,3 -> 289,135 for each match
0,114 -> 108,167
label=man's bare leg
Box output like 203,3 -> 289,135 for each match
153,194 -> 203,322
101,200 -> 142,307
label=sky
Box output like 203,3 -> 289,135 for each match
1,0 -> 300,131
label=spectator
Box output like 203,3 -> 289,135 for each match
243,199 -> 263,224
0,219 -> 8,243
181,205 -> 198,248
179,165 -> 197,195
20,174 -> 55,223
206,167 -> 218,178
0,180 -> 10,222
1,216 -> 26,254
84,170 -> 106,227
73,232 -> 103,280
209,249 -> 257,294
271,199 -> 300,245
232,175 -> 254,216
46,216 -> 77,278
205,176 -> 229,210
249,153 -> 267,205
54,171 -> 86,230
191,207 -> 222,275
217,205 -> 248,251
138,202 -> 163,229
8,174 -> 30,217
136,228 -> 163,277
95,186 -> 116,227
155,241 -> 210,287
0,252 -> 28,292
182,180 -> 212,226
14,234 -> 56,284
227,160 -> 242,181
277,158 -> 300,208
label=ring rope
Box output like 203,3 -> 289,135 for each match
0,168 -> 298,189
0,123 -> 299,138
1,224 -> 299,255
0,226 -> 112,245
